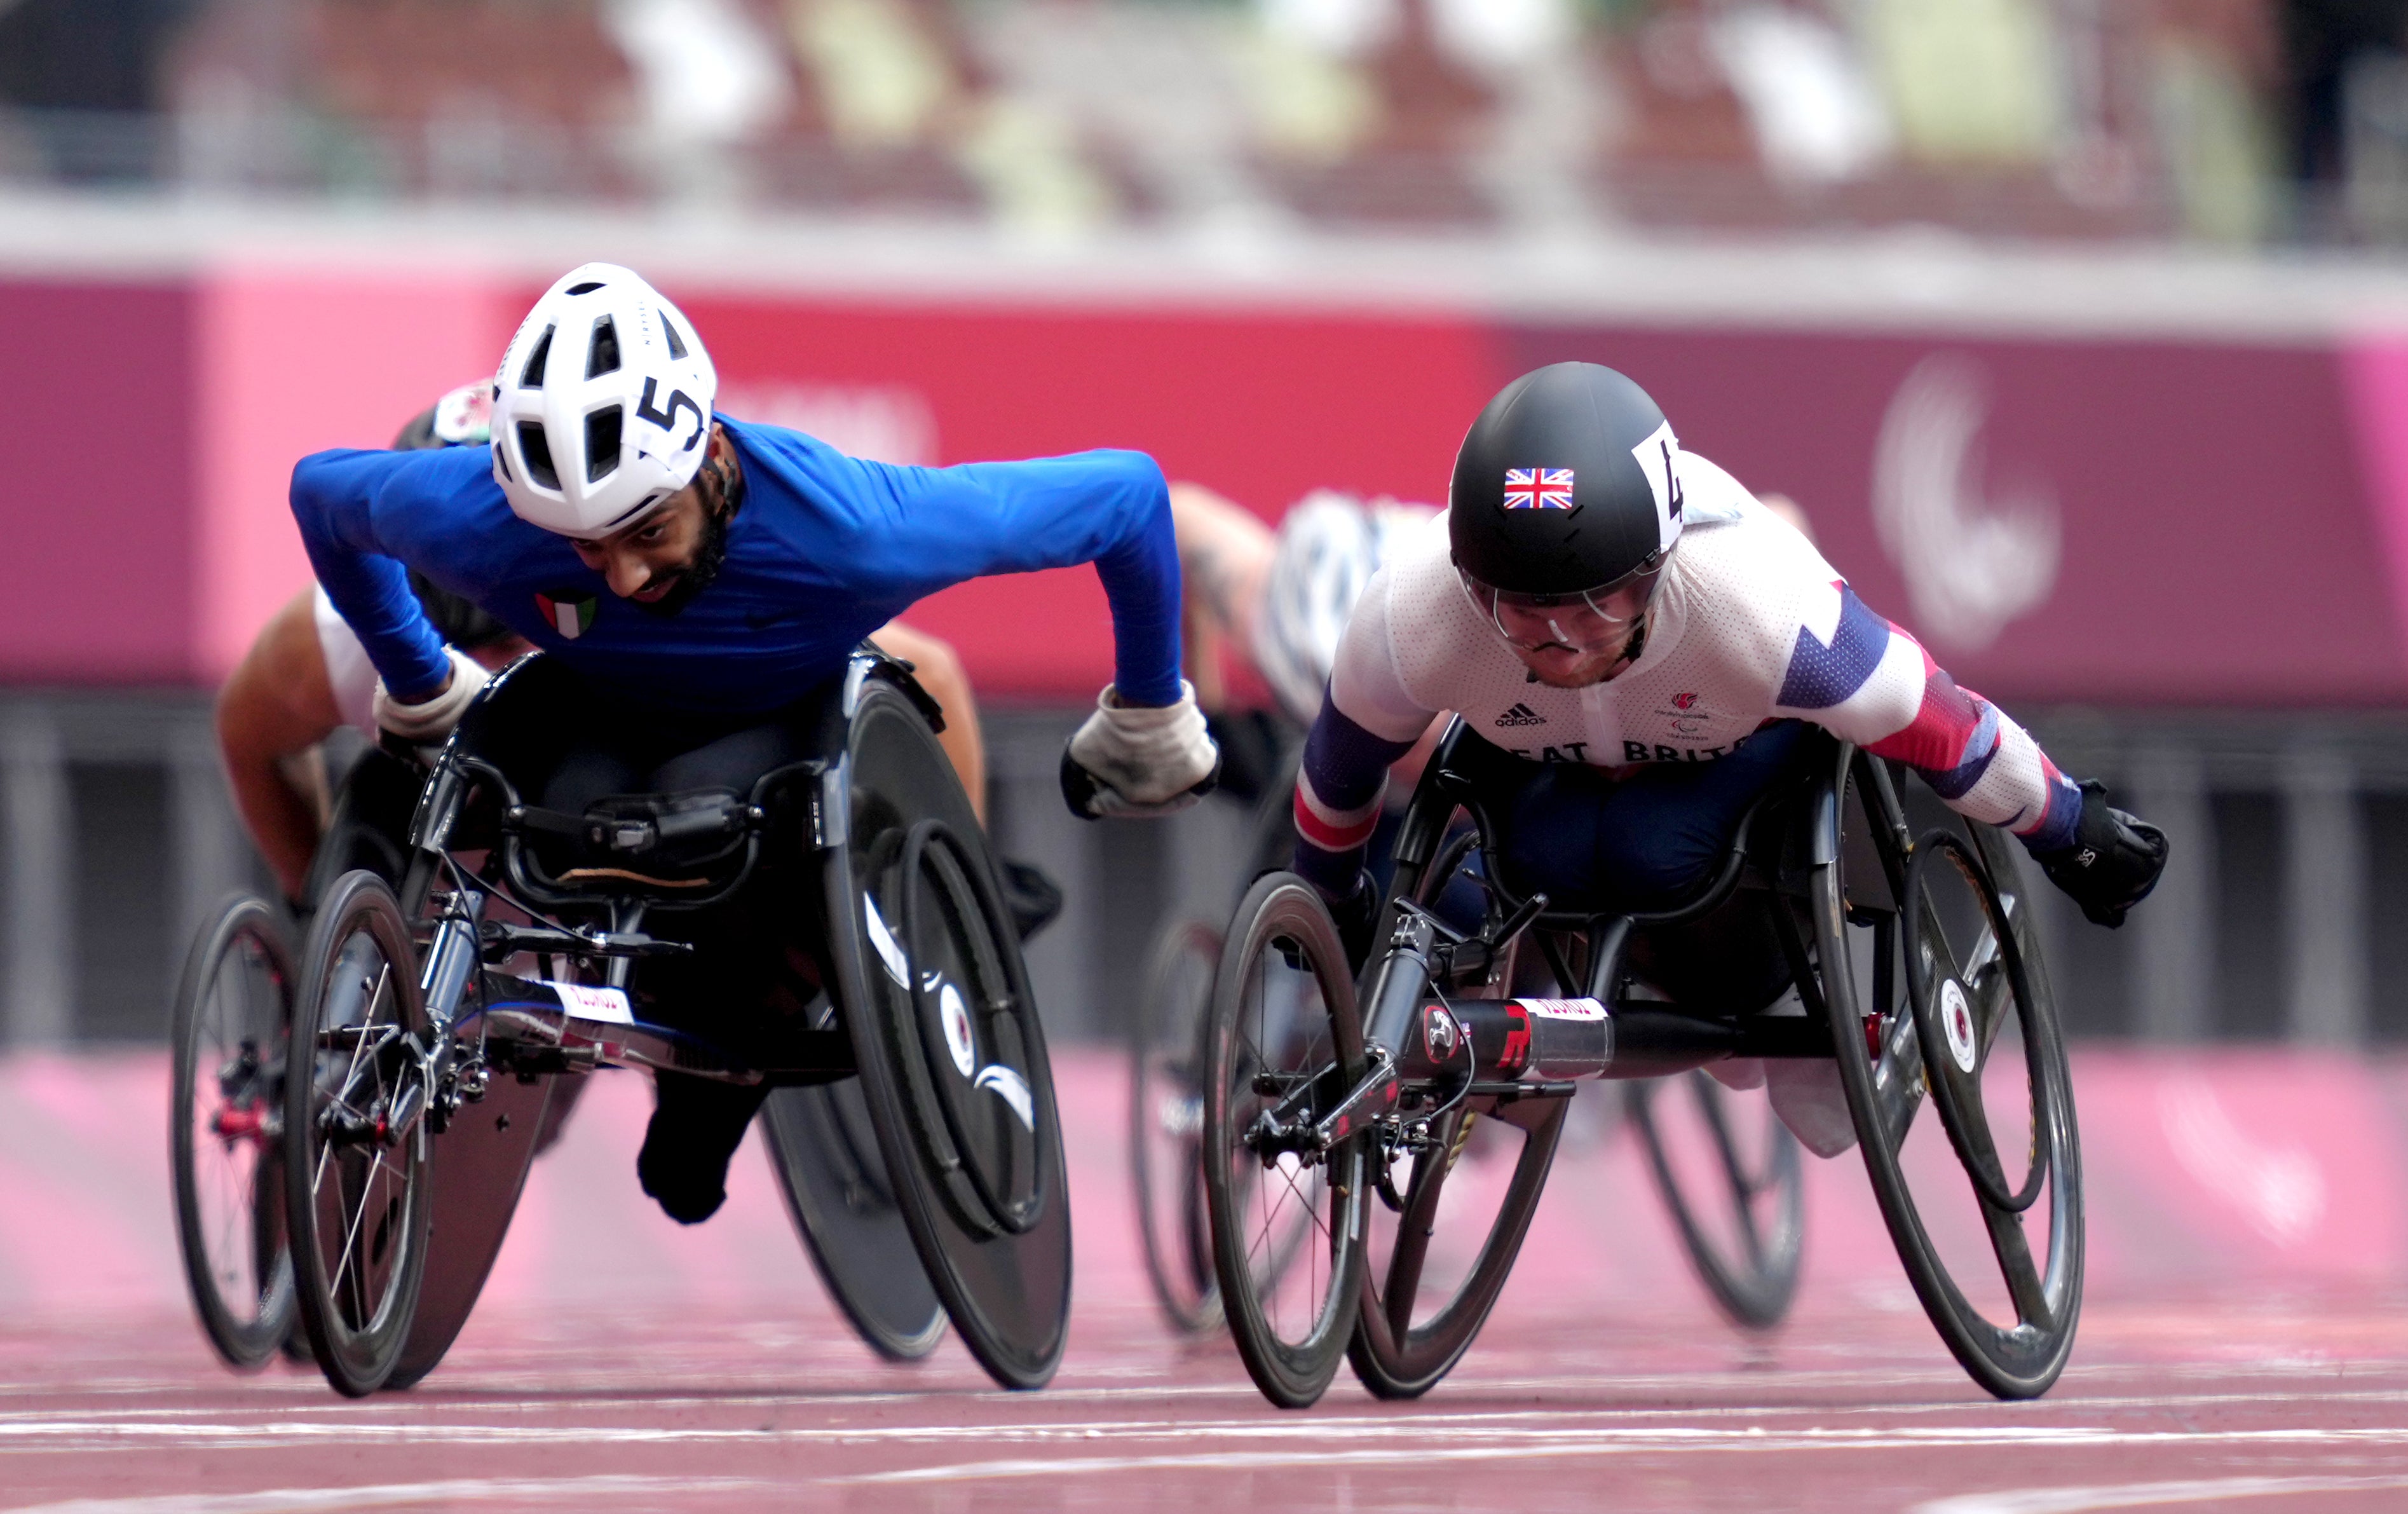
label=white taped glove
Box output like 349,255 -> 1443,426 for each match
1061,681 -> 1220,819
372,645 -> 489,744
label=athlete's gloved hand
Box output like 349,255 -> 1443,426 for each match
2029,779 -> 2168,929
1061,681 -> 1221,819
372,645 -> 488,746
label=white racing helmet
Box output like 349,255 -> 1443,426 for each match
491,263 -> 718,539
1253,490 -> 1439,725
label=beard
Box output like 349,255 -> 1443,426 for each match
630,467 -> 739,618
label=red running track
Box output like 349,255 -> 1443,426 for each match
4,1049 -> 2408,1510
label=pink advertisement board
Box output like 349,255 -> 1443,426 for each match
6,268 -> 2406,703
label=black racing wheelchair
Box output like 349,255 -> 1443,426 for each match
1202,719 -> 2076,1406
175,648 -> 1069,1396
1131,729 -> 1801,1340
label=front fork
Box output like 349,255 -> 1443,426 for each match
1244,911 -> 1441,1163
328,887 -> 493,1152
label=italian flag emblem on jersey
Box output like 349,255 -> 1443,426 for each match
535,591 -> 596,640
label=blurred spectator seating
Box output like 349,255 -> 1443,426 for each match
0,0 -> 2335,245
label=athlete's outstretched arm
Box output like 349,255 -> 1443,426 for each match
289,449 -> 451,703
1770,583 -> 2079,849
215,587 -> 343,899
850,449 -> 1183,707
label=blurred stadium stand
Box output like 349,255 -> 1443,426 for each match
3,0 -> 2408,1049
0,0 -> 2391,245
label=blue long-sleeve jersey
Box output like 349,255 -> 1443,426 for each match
290,416 -> 1183,715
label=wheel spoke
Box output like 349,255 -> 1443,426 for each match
1983,1198 -> 2052,1330
1383,1124 -> 1452,1334
1693,1077 -> 1768,1266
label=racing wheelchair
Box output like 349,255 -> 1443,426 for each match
1131,726 -> 1801,1340
179,648 -> 1070,1395
1202,719 -> 2076,1406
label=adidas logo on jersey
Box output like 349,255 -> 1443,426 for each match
1494,703 -> 1546,728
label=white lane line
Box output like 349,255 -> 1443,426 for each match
1912,1475 -> 2408,1513
3,1476 -> 768,1514
12,1416 -> 2408,1458
13,1380 -> 2408,1431
834,1428 -> 2408,1485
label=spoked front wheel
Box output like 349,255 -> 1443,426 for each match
1202,873 -> 1369,1408
170,894 -> 298,1368
1627,1072 -> 1803,1330
1807,750 -> 2081,1400
285,870 -> 435,1398
1129,918 -> 1223,1335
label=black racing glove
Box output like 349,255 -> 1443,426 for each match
2029,780 -> 2168,929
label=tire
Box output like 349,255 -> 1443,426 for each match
1627,1072 -> 1803,1331
1804,749 -> 2082,1400
1347,819 -> 1564,1400
169,894 -> 298,1370
284,870 -> 435,1398
1202,873 -> 1369,1408
1129,918 -> 1224,1335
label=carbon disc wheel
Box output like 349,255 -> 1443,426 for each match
761,1077 -> 948,1362
825,676 -> 1071,1391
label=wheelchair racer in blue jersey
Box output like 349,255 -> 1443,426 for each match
292,263 -> 1218,1222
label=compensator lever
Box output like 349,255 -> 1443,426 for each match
479,920 -> 696,962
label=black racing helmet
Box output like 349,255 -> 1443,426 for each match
1448,362 -> 1685,599
391,385 -> 517,654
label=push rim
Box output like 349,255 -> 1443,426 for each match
1129,917 -> 1224,1334
1806,748 -> 2082,1400
170,894 -> 298,1369
285,871 -> 433,1398
1203,873 -> 1368,1409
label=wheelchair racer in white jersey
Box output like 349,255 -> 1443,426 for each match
1288,362 -> 2170,1155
